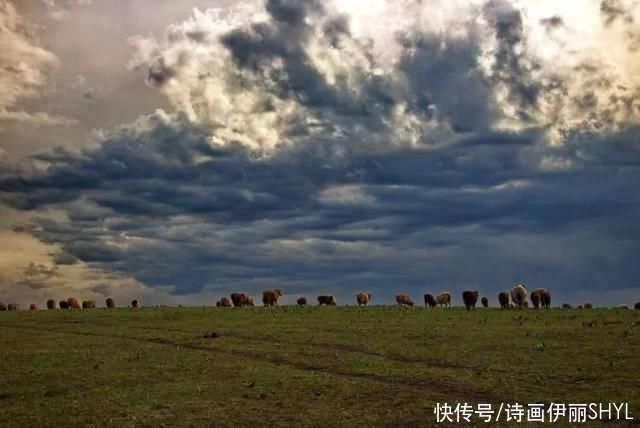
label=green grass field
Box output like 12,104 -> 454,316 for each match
1,306 -> 639,427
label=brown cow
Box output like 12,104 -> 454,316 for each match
356,292 -> 371,306
584,302 -> 593,309
67,297 -> 81,309
317,295 -> 336,305
217,297 -> 232,307
82,300 -> 96,309
462,290 -> 478,310
105,298 -> 115,309
231,293 -> 254,307
510,284 -> 527,309
59,300 -> 69,309
0,302 -> 6,311
436,292 -> 451,308
131,300 -> 139,308
396,294 -> 414,306
498,292 -> 510,309
29,304 -> 38,311
262,289 -> 282,306
530,290 -> 541,309
532,288 -> 551,309
8,303 -> 20,311
297,297 -> 307,306
481,297 -> 489,308
424,294 -> 437,307
635,302 -> 640,310
46,299 -> 56,310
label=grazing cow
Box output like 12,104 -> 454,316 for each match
562,303 -> 573,309
47,299 -> 56,310
262,289 -> 283,306
530,290 -> 541,309
131,300 -> 139,308
297,297 -> 307,306
231,293 -> 254,307
29,304 -> 38,311
436,292 -> 451,308
67,297 -> 81,309
584,302 -> 593,310
424,294 -> 437,308
317,295 -> 337,305
481,297 -> 489,308
462,290 -> 479,310
82,300 -> 96,309
218,297 -> 232,307
498,292 -> 510,309
635,302 -> 640,310
8,303 -> 20,311
615,304 -> 628,309
0,302 -> 7,311
105,298 -> 115,309
510,284 -> 527,309
396,294 -> 414,306
356,292 -> 371,306
59,300 -> 70,309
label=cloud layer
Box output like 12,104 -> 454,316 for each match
1,0 -> 640,305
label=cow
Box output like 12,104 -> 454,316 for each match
82,300 -> 96,309
356,292 -> 371,306
0,302 -> 6,311
635,302 -> 640,310
217,297 -> 232,307
46,299 -> 56,310
262,289 -> 283,306
576,305 -> 583,310
461,290 -> 478,310
8,303 -> 20,311
532,288 -> 551,309
317,295 -> 337,305
105,298 -> 115,309
584,302 -> 593,310
131,300 -> 139,308
29,304 -> 38,311
562,303 -> 573,309
510,284 -> 527,309
297,297 -> 307,306
481,297 -> 489,308
498,292 -> 510,309
231,293 -> 254,307
424,294 -> 437,308
67,297 -> 81,309
59,300 -> 70,309
396,294 -> 414,306
615,304 -> 628,309
436,292 -> 451,308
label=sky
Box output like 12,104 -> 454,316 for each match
0,0 -> 639,308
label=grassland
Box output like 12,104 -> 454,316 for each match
0,306 -> 639,427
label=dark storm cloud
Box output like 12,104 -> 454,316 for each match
1,0 -> 640,303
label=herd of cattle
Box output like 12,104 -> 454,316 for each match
2,285 -> 639,311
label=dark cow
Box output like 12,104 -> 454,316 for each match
635,302 -> 640,310
82,300 -> 96,309
8,303 -> 20,311
562,303 -> 573,309
498,292 -> 510,309
462,290 -> 479,310
297,297 -> 307,306
0,302 -> 6,311
532,288 -> 551,309
46,299 -> 56,310
59,300 -> 70,309
396,294 -> 414,306
424,294 -> 437,308
530,290 -> 541,309
131,300 -> 139,308
584,302 -> 593,310
217,297 -> 232,307
577,305 -> 583,310
231,293 -> 254,307
262,289 -> 283,306
105,298 -> 115,309
29,304 -> 38,311
356,292 -> 371,306
481,297 -> 489,308
67,297 -> 81,309
317,295 -> 337,305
